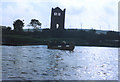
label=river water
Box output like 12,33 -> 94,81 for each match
2,45 -> 118,80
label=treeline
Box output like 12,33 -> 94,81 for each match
2,28 -> 120,47
2,28 -> 119,40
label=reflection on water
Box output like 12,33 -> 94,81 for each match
2,45 -> 118,80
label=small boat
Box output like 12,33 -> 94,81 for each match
48,41 -> 75,51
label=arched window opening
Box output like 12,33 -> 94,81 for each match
56,24 -> 59,29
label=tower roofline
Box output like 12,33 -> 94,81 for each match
53,7 -> 65,12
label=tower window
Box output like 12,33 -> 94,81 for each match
54,12 -> 57,16
58,13 -> 61,16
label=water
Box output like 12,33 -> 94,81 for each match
2,45 -> 118,80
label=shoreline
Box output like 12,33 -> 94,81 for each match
1,43 -> 120,48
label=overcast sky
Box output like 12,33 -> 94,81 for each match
0,0 -> 119,31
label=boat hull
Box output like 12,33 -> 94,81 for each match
48,44 -> 74,51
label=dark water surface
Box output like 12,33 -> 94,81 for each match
2,45 -> 118,80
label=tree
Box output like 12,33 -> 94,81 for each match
7,27 -> 11,30
28,19 -> 42,31
13,19 -> 24,32
6,27 -> 11,31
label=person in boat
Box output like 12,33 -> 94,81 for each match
50,40 -> 59,46
62,41 -> 66,48
70,42 -> 74,46
69,42 -> 75,51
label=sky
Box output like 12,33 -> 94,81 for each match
0,0 -> 119,31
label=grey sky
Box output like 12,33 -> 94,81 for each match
0,0 -> 119,31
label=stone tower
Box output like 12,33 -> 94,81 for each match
50,7 -> 66,30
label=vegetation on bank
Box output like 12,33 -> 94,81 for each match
2,29 -> 120,47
